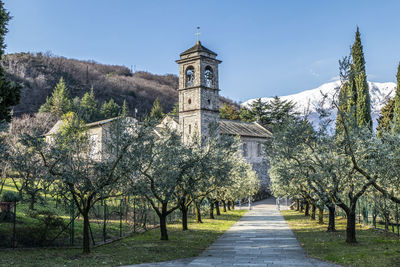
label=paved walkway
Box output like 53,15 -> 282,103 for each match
129,198 -> 340,267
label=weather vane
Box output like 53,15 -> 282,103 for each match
196,26 -> 201,42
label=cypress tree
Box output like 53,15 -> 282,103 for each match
352,27 -> 372,130
121,99 -> 129,117
392,63 -> 400,134
0,1 -> 20,122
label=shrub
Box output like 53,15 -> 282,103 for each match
1,191 -> 20,202
18,209 -> 67,246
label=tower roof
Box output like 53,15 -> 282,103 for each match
180,41 -> 217,56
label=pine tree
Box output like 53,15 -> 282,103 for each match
79,87 -> 99,122
239,108 -> 254,122
0,1 -> 20,122
100,98 -> 120,119
149,98 -> 164,121
39,77 -> 72,118
352,27 -> 372,130
377,98 -> 395,137
265,96 -> 297,126
248,98 -> 268,124
392,63 -> 400,134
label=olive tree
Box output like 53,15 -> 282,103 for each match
22,113 -> 138,253
125,124 -> 197,240
5,113 -> 56,209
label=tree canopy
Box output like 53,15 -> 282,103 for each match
0,1 -> 20,122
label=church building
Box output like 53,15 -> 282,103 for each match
158,41 -> 272,196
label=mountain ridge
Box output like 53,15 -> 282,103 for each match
243,81 -> 397,131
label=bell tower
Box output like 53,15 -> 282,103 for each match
176,40 -> 222,143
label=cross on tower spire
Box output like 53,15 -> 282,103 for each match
196,26 -> 200,43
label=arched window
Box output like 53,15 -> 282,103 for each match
243,143 -> 248,157
204,66 -> 213,87
186,66 -> 195,87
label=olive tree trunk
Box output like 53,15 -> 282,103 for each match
215,201 -> 221,215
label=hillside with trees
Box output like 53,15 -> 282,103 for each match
1,52 -> 178,117
1,52 -> 237,118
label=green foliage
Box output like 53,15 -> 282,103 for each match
0,0 -> 9,58
39,77 -> 72,118
40,81 -> 128,122
377,98 -> 394,137
100,98 -> 121,119
336,79 -> 358,134
352,27 -> 372,130
1,190 -> 19,202
24,209 -> 66,246
0,1 -> 20,122
241,97 -> 297,131
56,111 -> 87,149
0,210 -> 245,266
392,63 -> 400,134
79,87 -> 99,122
336,28 -> 372,135
283,210 -> 400,267
238,107 -> 254,122
168,102 -> 179,116
149,97 -> 164,121
121,99 -> 129,116
219,103 -> 239,120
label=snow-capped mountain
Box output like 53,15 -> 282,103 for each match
243,81 -> 397,132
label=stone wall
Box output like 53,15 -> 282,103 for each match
240,136 -> 270,198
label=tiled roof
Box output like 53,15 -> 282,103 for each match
170,115 -> 179,123
219,119 -> 271,138
85,117 -> 119,128
45,117 -> 136,136
44,120 -> 64,136
180,41 -> 217,56
163,115 -> 271,138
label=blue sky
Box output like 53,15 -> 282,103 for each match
3,0 -> 400,102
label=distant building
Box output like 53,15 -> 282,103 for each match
158,41 -> 272,196
45,117 -> 137,161
45,41 -> 272,197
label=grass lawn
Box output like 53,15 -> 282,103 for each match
282,209 -> 400,267
0,209 -> 246,267
1,178 -> 134,247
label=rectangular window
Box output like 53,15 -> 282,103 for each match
90,134 -> 99,157
257,143 -> 262,157
243,143 -> 248,157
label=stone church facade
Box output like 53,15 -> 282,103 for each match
159,41 -> 272,196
